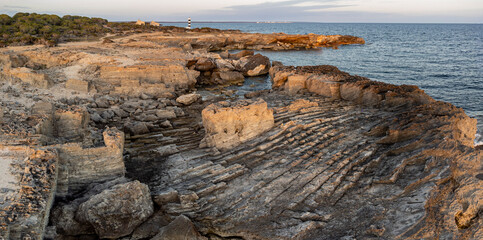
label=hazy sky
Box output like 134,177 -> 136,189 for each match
2,0 -> 482,23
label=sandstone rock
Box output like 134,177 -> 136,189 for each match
229,50 -> 254,60
55,107 -> 89,140
0,53 -> 27,68
200,99 -> 274,150
247,64 -> 268,77
4,67 -> 52,88
235,54 -> 271,76
76,181 -> 154,239
220,50 -> 230,59
218,71 -> 245,84
195,58 -> 216,71
55,128 -> 125,197
340,82 -> 363,102
0,106 -> 3,123
306,75 -> 342,99
66,79 -> 89,92
287,99 -> 319,112
151,215 -> 206,240
215,58 -> 235,70
176,93 -> 201,105
285,75 -> 307,95
272,61 -> 284,67
99,65 -> 198,91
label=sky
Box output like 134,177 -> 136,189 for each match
1,0 -> 482,23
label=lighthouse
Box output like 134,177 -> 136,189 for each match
187,17 -> 191,29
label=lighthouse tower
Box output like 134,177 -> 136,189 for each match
187,17 -> 191,29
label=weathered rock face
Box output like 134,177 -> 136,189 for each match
2,67 -> 52,88
99,65 -> 199,94
54,107 -> 90,141
76,180 -> 154,239
56,128 -> 125,197
271,65 -> 435,108
200,99 -> 274,150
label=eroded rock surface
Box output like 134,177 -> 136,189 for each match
200,99 -> 274,150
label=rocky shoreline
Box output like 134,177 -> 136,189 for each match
0,28 -> 480,239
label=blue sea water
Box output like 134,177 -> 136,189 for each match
161,22 -> 483,144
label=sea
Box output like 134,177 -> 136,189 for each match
160,22 -> 483,145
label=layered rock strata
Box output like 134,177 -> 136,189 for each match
0,28 -> 480,240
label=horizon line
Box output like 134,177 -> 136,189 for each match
115,20 -> 483,24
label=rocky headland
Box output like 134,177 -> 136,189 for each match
0,27 -> 480,240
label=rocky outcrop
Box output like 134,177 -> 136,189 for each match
153,32 -> 365,51
76,180 -> 154,239
200,99 -> 274,150
270,65 -> 435,108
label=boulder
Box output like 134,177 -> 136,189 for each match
215,58 -> 236,71
235,54 -> 271,76
151,215 -> 206,240
200,99 -> 274,150
76,181 -> 154,239
195,58 -> 216,71
176,93 -> 201,106
218,71 -> 245,84
247,64 -> 268,77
